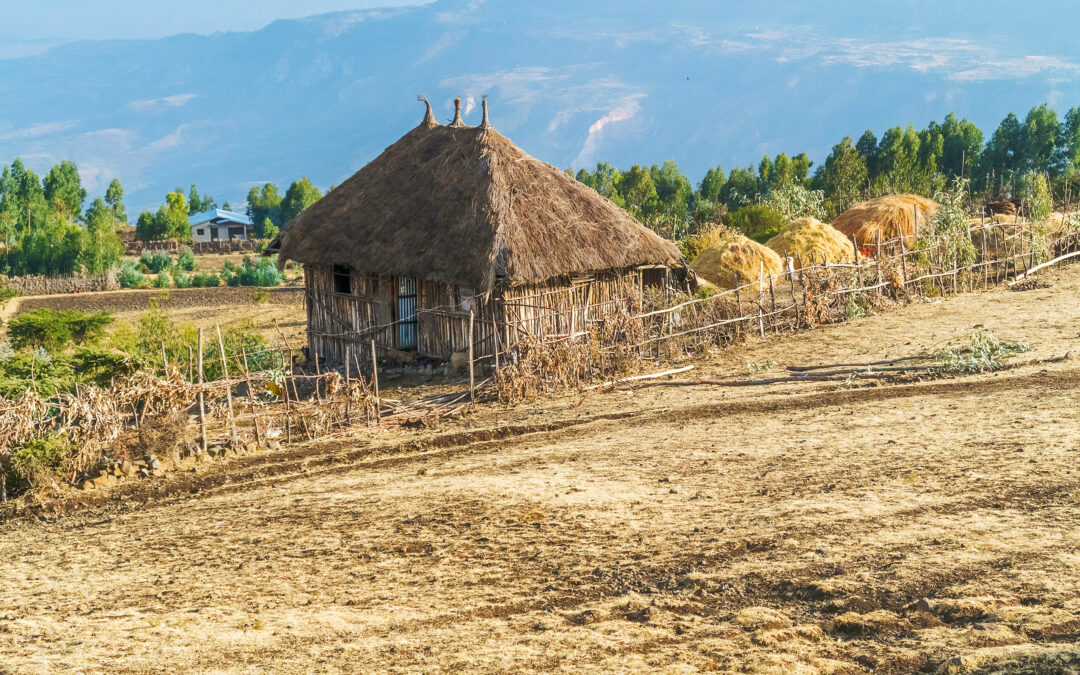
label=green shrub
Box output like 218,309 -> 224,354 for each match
726,204 -> 788,243
71,347 -> 133,387
7,309 -> 113,351
0,279 -> 18,305
222,256 -> 284,287
191,271 -> 221,287
174,273 -> 192,288
176,247 -> 196,272
152,269 -> 171,288
5,435 -> 72,496
140,249 -> 173,274
0,348 -> 77,397
119,262 -> 146,289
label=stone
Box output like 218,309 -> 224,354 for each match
268,440 -> 282,452
148,456 -> 161,470
245,442 -> 257,454
449,351 -> 469,373
91,474 -> 113,488
78,479 -> 95,491
139,467 -> 150,478
121,461 -> 135,478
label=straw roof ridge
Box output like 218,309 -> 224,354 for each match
275,111 -> 680,290
832,194 -> 938,248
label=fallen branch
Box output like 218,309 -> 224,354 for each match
787,356 -> 926,372
582,365 -> 695,391
1008,249 -> 1080,285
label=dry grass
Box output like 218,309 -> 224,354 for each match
767,217 -> 857,268
3,263 -> 1080,673
833,194 -> 939,252
690,226 -> 784,291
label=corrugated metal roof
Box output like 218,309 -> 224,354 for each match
189,209 -> 254,227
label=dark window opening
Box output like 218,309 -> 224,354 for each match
333,265 -> 352,294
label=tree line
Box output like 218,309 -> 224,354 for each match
133,178 -> 323,243
574,103 -> 1080,237
0,159 -> 126,276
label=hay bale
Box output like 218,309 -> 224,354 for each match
690,228 -> 784,292
766,218 -> 856,268
832,194 -> 939,252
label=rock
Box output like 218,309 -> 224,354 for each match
121,461 -> 135,478
245,442 -> 257,454
208,446 -> 223,458
91,474 -> 113,488
913,598 -> 934,614
148,456 -> 161,470
268,440 -> 282,452
139,467 -> 150,478
1065,351 -> 1076,361
151,468 -> 165,478
78,479 -> 95,491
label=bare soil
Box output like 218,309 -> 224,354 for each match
3,266 -> 1080,673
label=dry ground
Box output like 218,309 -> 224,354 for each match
3,266 -> 1080,673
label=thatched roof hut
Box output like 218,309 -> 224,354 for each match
767,218 -> 856,268
273,97 -> 682,362
274,98 -> 679,293
832,195 -> 938,253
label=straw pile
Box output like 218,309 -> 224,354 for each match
832,195 -> 938,251
766,218 -> 856,268
690,227 -> 784,292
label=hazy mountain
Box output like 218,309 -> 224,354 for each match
2,0 -> 1079,210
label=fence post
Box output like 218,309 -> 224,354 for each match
216,324 -> 239,448
371,340 -> 381,425
468,310 -> 476,403
852,235 -> 863,289
345,345 -> 352,427
241,347 -> 262,446
197,328 -> 207,455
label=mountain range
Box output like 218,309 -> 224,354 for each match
1,0 -> 1079,211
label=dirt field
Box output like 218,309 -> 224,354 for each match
3,265 -> 1080,673
3,286 -> 307,347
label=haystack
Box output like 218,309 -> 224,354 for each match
690,228 -> 784,292
832,195 -> 938,252
766,218 -> 856,268
984,200 -> 1017,217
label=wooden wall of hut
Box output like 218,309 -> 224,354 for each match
304,264 -> 652,364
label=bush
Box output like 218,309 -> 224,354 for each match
119,262 -> 146,288
176,247 -> 196,272
726,205 -> 787,243
7,308 -> 113,351
174,273 -> 192,288
71,347 -> 133,387
5,435 -> 71,496
191,271 -> 221,288
0,279 -> 19,305
152,269 -> 171,288
140,249 -> 173,274
222,256 -> 284,287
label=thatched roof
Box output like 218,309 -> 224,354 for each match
273,98 -> 681,290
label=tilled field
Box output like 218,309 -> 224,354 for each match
3,266 -> 1080,673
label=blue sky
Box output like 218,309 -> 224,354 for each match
0,0 -> 427,56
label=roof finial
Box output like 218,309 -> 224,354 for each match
417,94 -> 436,126
450,97 -> 465,127
480,95 -> 490,129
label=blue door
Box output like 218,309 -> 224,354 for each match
397,277 -> 417,349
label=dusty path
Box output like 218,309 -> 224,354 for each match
3,266 -> 1080,673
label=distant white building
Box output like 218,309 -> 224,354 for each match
190,209 -> 254,243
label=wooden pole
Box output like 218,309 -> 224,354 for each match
371,340 -> 381,425
197,328 -> 207,455
468,310 -> 476,403
161,342 -> 169,376
344,345 -> 352,427
216,324 -> 239,449
852,234 -> 863,289
188,346 -> 194,383
281,348 -> 293,444
241,347 -> 262,446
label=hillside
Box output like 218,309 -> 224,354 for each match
1,0 -> 1079,208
